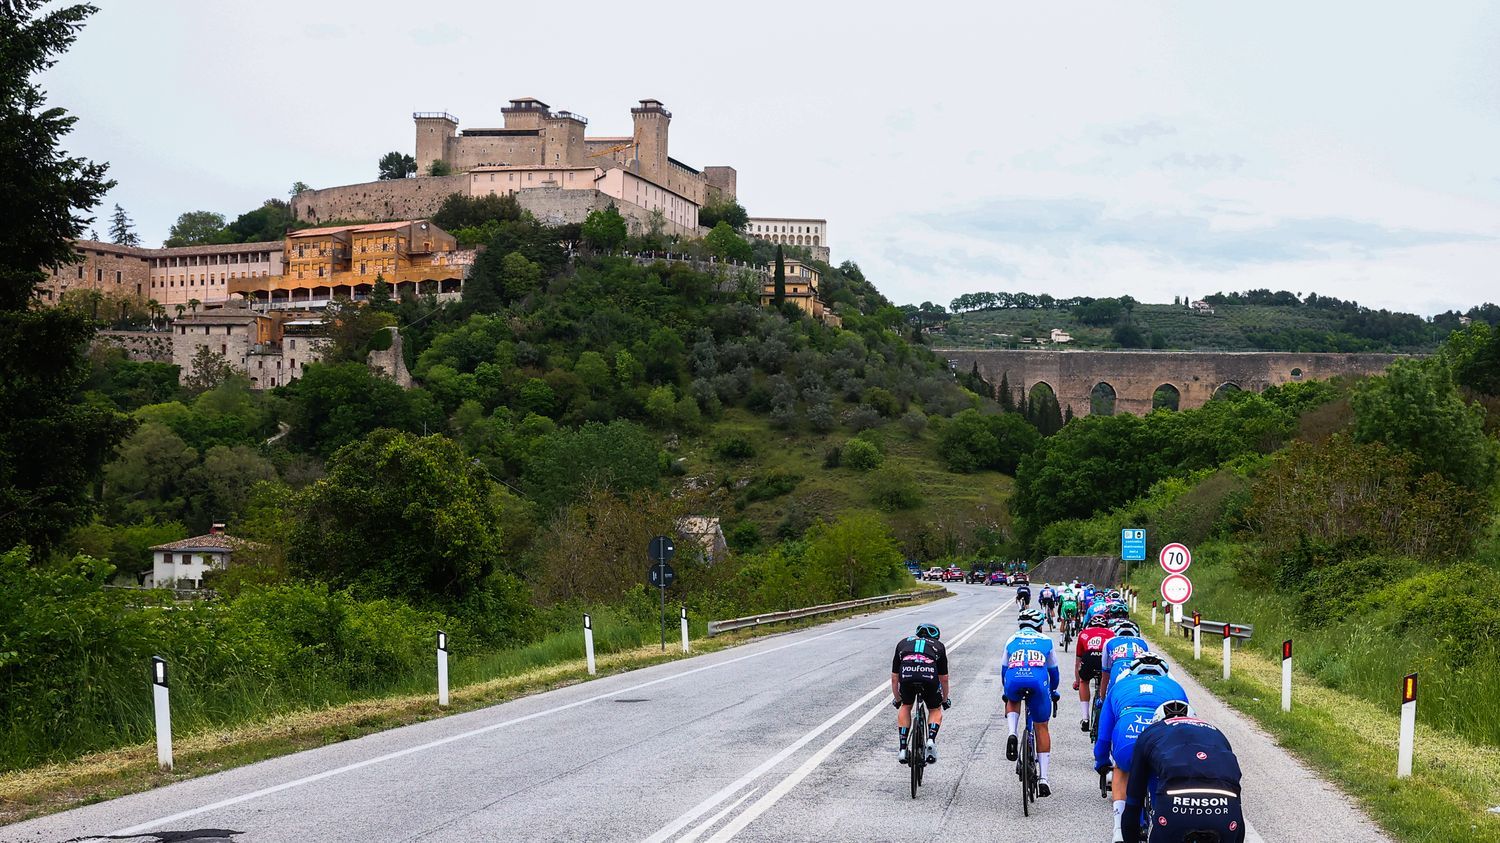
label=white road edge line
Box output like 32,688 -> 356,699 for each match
109,595 -> 951,837
683,597 -> 1014,842
642,595 -> 1010,843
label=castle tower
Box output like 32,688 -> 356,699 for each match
502,97 -> 550,131
631,99 -> 671,183
414,112 -> 458,175
542,110 -> 588,167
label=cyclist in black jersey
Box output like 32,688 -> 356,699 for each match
1124,701 -> 1245,843
891,623 -> 951,765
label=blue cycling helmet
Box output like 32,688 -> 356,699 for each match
916,623 -> 941,641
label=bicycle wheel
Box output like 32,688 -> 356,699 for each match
1019,700 -> 1030,817
909,700 -> 925,799
1089,678 -> 1101,744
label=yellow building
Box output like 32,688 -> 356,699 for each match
233,220 -> 467,308
760,260 -> 840,327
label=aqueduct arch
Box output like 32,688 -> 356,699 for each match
936,349 -> 1409,418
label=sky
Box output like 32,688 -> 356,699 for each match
41,0 -> 1500,315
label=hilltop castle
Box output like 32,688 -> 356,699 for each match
291,98 -> 736,236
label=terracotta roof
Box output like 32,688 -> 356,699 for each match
151,532 -> 263,551
289,220 -> 428,238
69,240 -> 283,258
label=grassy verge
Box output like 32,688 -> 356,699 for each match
1141,610 -> 1500,842
0,586 -> 946,826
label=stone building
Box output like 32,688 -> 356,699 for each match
747,217 -> 829,263
239,219 -> 466,309
171,304 -> 327,389
294,98 -> 736,235
37,240 -> 281,309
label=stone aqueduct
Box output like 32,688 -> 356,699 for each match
933,349 -> 1408,416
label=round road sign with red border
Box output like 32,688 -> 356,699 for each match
1161,573 -> 1193,605
1159,542 -> 1192,575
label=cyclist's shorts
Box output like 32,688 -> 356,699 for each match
899,678 -> 942,708
1002,672 -> 1053,723
1147,786 -> 1245,843
1079,654 -> 1103,683
1108,708 -> 1159,772
1039,596 -> 1056,606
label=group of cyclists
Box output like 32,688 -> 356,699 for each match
890,580 -> 1247,842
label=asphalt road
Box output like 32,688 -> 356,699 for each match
1,584 -> 1389,843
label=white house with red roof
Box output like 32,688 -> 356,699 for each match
147,523 -> 260,589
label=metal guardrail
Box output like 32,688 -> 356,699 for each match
1175,619 -> 1255,644
707,590 -> 932,636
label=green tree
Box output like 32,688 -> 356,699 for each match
997,371 -> 1015,412
581,205 -> 628,252
107,203 -> 139,246
377,151 -> 416,180
773,244 -> 786,306
936,409 -> 1042,473
1351,358 -> 1497,492
706,222 -> 752,262
369,275 -> 393,311
182,445 -> 277,530
803,512 -> 905,599
289,181 -> 311,196
284,363 -> 443,457
698,199 -> 748,231
319,298 -> 397,363
573,351 -> 611,393
223,199 -> 296,243
841,438 -> 883,471
291,430 -> 506,599
102,423 -> 198,524
164,210 -> 228,247
183,345 -> 235,394
1444,321 -> 1500,395
0,0 -> 132,554
426,159 -> 452,176
523,420 -> 660,512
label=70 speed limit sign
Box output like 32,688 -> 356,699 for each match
1159,542 -> 1192,575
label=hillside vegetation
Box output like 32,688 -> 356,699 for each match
931,291 -> 1498,352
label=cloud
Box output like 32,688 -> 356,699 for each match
1155,151 -> 1246,172
917,197 -> 1491,269
1100,120 -> 1177,146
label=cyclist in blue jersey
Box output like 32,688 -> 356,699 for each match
1099,621 -> 1149,701
1002,608 -> 1061,797
1124,702 -> 1245,843
1096,653 -> 1189,843
891,623 -> 950,765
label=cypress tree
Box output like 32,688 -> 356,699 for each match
1064,404 -> 1075,423
998,371 -> 1014,412
773,245 -> 786,307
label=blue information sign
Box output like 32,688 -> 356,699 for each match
1121,529 -> 1147,562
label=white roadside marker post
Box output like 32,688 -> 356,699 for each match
151,656 -> 173,771
1281,640 -> 1293,712
436,631 -> 449,708
1221,623 -> 1232,680
584,613 -> 597,676
1151,599 -> 1159,626
1164,604 -> 1172,637
680,605 -> 690,654
1192,611 -> 1202,660
1397,673 -> 1418,778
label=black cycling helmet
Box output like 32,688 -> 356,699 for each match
916,622 -> 941,641
1107,603 -> 1130,620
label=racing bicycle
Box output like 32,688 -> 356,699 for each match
1088,674 -> 1103,744
908,695 -> 929,798
1015,694 -> 1039,815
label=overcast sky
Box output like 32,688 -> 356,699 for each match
43,1 -> 1500,314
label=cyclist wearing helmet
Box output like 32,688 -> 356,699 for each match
1099,620 -> 1149,701
1124,702 -> 1245,843
1015,578 -> 1032,610
1038,583 -> 1058,627
1075,611 -> 1116,731
1002,608 -> 1061,797
1096,653 -> 1190,843
891,623 -> 950,765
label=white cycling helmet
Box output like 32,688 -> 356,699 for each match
1017,609 -> 1047,632
1150,700 -> 1195,724
1127,653 -> 1170,677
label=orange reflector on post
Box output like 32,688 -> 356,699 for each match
1193,611 -> 1201,626
1402,673 -> 1418,704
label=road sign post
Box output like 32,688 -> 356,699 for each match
1222,623 -> 1232,680
436,631 -> 449,707
151,656 -> 172,771
1397,673 -> 1418,778
1281,640 -> 1293,712
648,536 -> 676,652
583,613 -> 596,675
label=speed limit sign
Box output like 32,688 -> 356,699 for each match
1159,542 -> 1192,575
